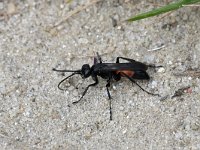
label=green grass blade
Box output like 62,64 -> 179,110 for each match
127,0 -> 200,22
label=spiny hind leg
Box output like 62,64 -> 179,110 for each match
121,72 -> 160,96
147,64 -> 163,68
106,78 -> 112,120
116,57 -> 136,63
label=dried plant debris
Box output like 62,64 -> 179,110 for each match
171,86 -> 192,99
160,95 -> 169,101
52,0 -> 102,28
174,70 -> 200,77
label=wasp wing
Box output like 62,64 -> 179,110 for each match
100,62 -> 148,71
100,63 -> 150,80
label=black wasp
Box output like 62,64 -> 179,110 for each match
53,53 -> 162,120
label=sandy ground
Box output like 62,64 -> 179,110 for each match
0,0 -> 200,149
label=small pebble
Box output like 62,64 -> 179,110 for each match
60,4 -> 64,9
135,53 -> 139,56
119,106 -> 124,111
112,85 -> 116,90
0,2 -> 4,10
167,61 -> 173,65
151,81 -> 157,88
185,124 -> 190,131
157,67 -> 165,73
99,15 -> 104,21
128,100 -> 134,106
72,90 -> 78,97
36,39 -> 42,44
62,44 -> 66,48
68,86 -> 74,91
49,28 -> 58,36
64,91 -> 69,95
175,131 -> 183,139
57,25 -> 64,31
183,14 -> 188,21
7,3 -> 16,14
191,123 -> 199,131
122,129 -> 127,134
117,26 -> 121,30
78,38 -> 89,44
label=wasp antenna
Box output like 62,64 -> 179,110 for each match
52,68 -> 81,73
57,72 -> 79,90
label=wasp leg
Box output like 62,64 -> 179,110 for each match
121,72 -> 160,96
106,78 -> 112,120
116,57 -> 136,63
73,76 -> 99,104
94,52 -> 102,64
96,52 -> 102,63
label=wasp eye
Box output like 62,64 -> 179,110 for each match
81,64 -> 91,78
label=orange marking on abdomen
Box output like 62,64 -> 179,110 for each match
116,70 -> 134,77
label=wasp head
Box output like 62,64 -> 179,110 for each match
81,64 -> 91,78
